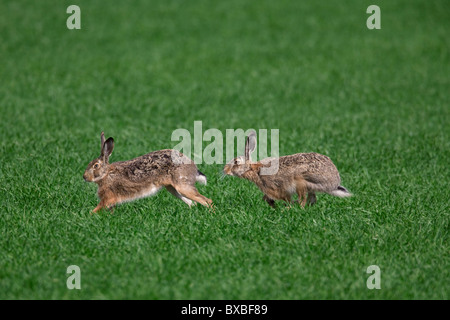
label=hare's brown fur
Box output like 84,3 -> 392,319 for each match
224,131 -> 351,208
84,133 -> 212,213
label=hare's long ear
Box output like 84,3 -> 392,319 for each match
101,137 -> 114,163
100,132 -> 105,150
245,130 -> 257,162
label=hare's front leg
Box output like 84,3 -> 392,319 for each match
92,192 -> 118,214
92,202 -> 116,214
92,202 -> 113,214
295,179 -> 308,208
263,195 -> 276,208
92,204 -> 103,213
307,192 -> 317,206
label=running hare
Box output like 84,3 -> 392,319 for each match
223,131 -> 351,207
84,132 -> 213,213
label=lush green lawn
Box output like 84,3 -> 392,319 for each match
0,0 -> 448,299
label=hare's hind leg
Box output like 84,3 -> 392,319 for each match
165,185 -> 194,207
173,184 -> 213,208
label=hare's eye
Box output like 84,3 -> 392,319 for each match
234,160 -> 238,165
93,163 -> 100,169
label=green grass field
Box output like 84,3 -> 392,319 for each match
0,0 -> 448,300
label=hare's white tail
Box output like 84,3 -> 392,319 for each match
330,185 -> 352,197
196,170 -> 207,185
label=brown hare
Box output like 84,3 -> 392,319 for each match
223,131 -> 351,208
83,132 -> 213,213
